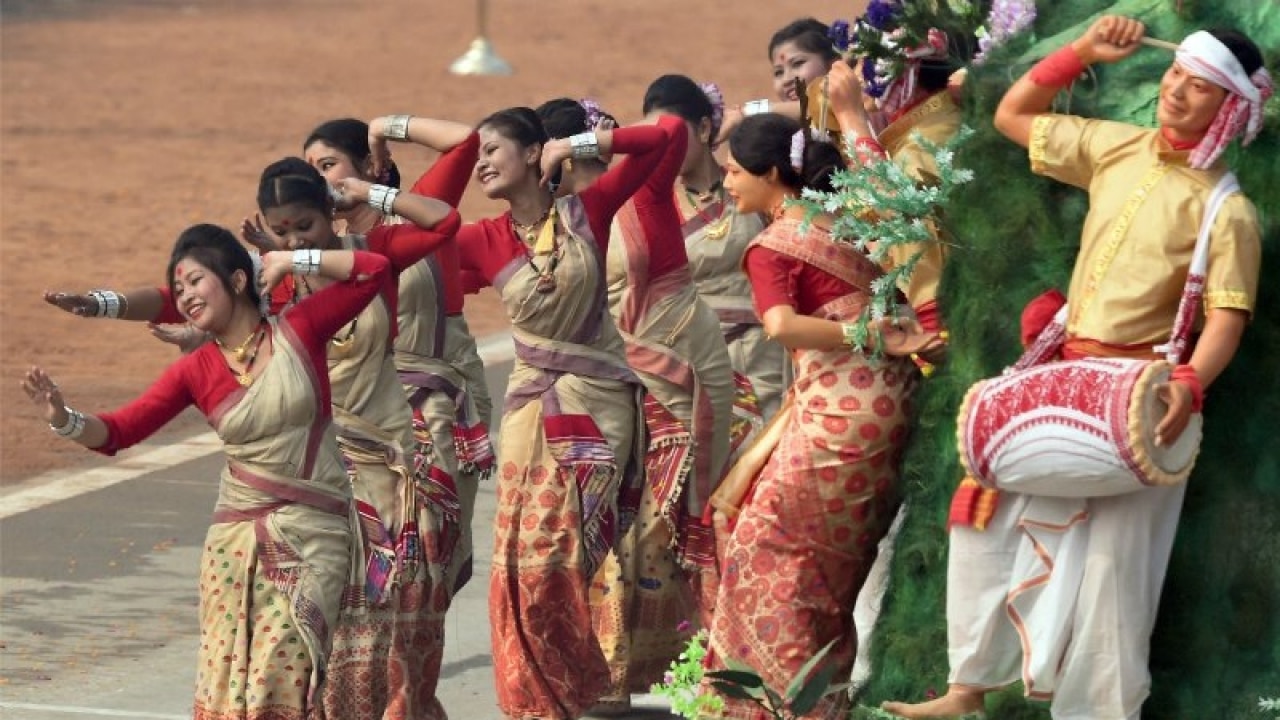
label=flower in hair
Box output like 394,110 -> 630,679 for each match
699,81 -> 726,137
789,129 -> 806,172
579,98 -> 609,131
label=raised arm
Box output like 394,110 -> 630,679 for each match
546,123 -> 669,242
995,15 -> 1146,147
333,178 -> 462,272
369,115 -> 479,207
637,115 -> 688,205
263,248 -> 390,343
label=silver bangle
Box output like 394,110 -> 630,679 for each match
367,185 -> 400,215
51,407 -> 86,439
383,114 -> 411,141
292,248 -> 322,276
88,289 -> 125,318
568,132 -> 600,159
742,99 -> 772,116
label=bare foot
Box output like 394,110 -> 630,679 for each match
881,688 -> 986,719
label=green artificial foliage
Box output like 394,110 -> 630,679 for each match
863,2 -> 1280,718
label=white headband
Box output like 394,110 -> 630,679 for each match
1176,31 -> 1259,104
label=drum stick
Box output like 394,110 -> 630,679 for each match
1141,37 -> 1179,52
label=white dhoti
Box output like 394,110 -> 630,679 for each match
946,483 -> 1187,720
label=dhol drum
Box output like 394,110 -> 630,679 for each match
957,357 -> 1202,497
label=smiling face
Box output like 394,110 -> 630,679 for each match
263,202 -> 337,251
771,40 -> 832,101
475,126 -> 539,200
1157,61 -> 1228,142
171,258 -> 239,332
304,140 -> 369,185
723,151 -> 778,215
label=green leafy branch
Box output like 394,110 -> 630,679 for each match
790,126 -> 975,355
704,639 -> 850,719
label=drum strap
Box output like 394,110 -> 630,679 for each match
954,173 -> 1239,531
1156,172 -> 1240,363
1015,172 -> 1240,370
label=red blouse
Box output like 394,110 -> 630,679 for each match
404,132 -> 480,314
267,212 -> 461,332
96,251 -> 391,454
629,115 -> 690,281
743,243 -> 855,317
452,123 -> 671,285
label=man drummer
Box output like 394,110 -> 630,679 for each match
884,16 -> 1268,720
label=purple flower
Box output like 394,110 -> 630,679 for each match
975,0 -> 1036,64
664,671 -> 676,685
865,0 -> 902,30
828,19 -> 852,51
676,619 -> 693,633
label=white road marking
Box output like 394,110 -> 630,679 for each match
0,702 -> 187,719
0,331 -> 514,520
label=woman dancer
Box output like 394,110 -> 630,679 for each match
431,106 -> 668,719
704,114 -> 940,719
25,225 -> 386,719
45,161 -> 464,720
642,76 -> 789,421
304,116 -> 494,595
537,97 -> 735,710
769,18 -> 841,102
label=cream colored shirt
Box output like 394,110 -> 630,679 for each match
1031,114 -> 1260,346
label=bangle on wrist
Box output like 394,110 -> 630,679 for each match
51,407 -> 86,439
1171,364 -> 1204,412
568,132 -> 600,160
742,99 -> 771,116
87,289 -> 126,319
840,322 -> 862,350
383,114 -> 411,141
292,248 -> 322,276
367,185 -> 400,215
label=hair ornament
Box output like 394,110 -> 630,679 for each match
789,129 -> 807,172
698,81 -> 726,136
579,98 -> 610,130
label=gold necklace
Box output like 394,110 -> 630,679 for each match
216,322 -> 261,364
682,182 -> 733,241
217,321 -> 266,387
510,206 -> 552,244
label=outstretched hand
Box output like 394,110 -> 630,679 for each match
44,291 -> 98,318
21,366 -> 69,427
1072,15 -> 1146,65
148,322 -> 211,354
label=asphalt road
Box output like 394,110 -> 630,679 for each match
0,341 -> 680,720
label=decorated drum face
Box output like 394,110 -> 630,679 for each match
957,357 -> 1202,497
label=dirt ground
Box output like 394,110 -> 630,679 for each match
0,0 -> 853,482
